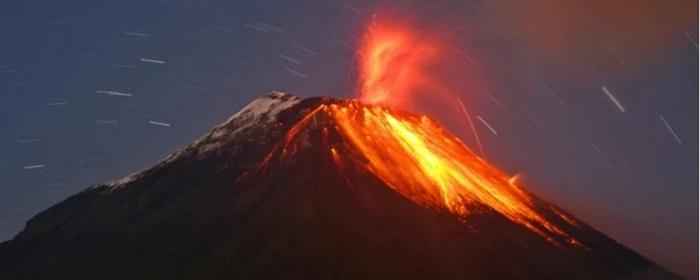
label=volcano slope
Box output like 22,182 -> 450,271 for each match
0,92 -> 680,279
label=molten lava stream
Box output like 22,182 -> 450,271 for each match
324,103 -> 581,247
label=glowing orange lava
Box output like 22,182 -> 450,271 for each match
357,20 -> 438,109
325,103 -> 580,246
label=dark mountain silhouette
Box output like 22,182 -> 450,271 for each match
0,92 -> 680,279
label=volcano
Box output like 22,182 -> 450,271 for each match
0,92 -> 679,279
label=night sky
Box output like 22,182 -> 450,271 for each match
0,0 -> 697,278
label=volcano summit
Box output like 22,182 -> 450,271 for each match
0,92 -> 679,279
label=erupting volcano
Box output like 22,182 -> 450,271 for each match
0,20 -> 680,280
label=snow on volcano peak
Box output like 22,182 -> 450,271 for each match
210,91 -> 301,140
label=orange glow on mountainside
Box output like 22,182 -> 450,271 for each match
326,103 -> 581,246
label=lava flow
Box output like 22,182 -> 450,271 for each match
327,103 -> 580,246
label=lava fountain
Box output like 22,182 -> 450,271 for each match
356,19 -> 439,110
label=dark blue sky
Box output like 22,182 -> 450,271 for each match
0,0 -> 696,278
